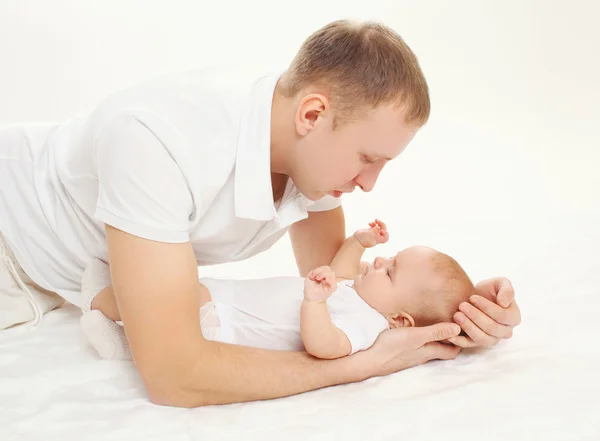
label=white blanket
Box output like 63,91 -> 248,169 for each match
1,212 -> 599,441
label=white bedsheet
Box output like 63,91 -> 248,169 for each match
1,211 -> 599,441
2,0 -> 600,439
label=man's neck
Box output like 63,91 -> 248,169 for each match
270,173 -> 289,203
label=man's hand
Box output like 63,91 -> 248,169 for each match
354,219 -> 389,248
304,266 -> 337,303
354,322 -> 463,377
448,277 -> 521,348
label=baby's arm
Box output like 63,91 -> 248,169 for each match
329,219 -> 388,280
300,266 -> 352,359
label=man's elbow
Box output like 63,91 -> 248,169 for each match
146,383 -> 188,408
137,358 -> 211,408
147,390 -> 201,408
144,377 -> 211,408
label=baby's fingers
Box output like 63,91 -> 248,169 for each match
375,219 -> 387,230
308,266 -> 326,281
318,270 -> 336,290
312,266 -> 334,280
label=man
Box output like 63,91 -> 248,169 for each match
0,20 -> 520,407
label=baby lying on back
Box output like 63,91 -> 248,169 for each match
80,220 -> 479,360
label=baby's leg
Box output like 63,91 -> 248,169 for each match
81,258 -> 119,318
90,286 -> 121,321
80,309 -> 132,360
80,258 -> 131,360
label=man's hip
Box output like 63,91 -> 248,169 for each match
0,232 -> 64,330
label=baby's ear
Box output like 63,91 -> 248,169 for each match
387,312 -> 415,328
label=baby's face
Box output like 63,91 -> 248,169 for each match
352,245 -> 438,316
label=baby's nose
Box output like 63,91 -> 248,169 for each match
374,257 -> 391,268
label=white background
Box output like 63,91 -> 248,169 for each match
1,1 -> 599,439
1,0 -> 599,317
2,0 -> 598,287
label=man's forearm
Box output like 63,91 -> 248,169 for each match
165,340 -> 366,407
289,206 -> 346,276
329,235 -> 365,279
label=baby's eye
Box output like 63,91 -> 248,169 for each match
387,265 -> 395,278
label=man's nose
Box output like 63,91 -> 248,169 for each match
354,164 -> 384,193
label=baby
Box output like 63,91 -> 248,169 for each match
80,220 -> 477,360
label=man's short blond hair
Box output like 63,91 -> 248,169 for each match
280,20 -> 430,129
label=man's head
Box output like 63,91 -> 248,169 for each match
272,20 -> 430,201
352,246 -> 478,327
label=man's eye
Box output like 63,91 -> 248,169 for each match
361,155 -> 377,164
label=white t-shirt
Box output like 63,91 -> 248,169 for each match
201,277 -> 390,355
0,64 -> 341,306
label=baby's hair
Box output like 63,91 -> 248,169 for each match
412,251 -> 475,327
279,19 -> 430,130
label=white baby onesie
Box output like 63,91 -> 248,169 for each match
81,276 -> 390,359
201,277 -> 390,354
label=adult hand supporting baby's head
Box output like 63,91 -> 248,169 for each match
448,276 -> 521,349
358,322 -> 462,378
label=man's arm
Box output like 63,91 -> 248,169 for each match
106,224 -> 368,407
106,224 -> 463,407
289,206 -> 346,277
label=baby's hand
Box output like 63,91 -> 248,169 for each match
304,266 -> 337,303
354,219 -> 389,248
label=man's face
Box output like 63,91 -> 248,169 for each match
290,102 -> 419,201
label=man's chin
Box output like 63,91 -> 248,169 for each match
302,191 -> 326,201
300,189 -> 341,201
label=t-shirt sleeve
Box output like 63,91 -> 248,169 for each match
306,194 -> 342,212
93,113 -> 193,243
327,288 -> 390,355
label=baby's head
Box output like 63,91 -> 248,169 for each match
353,245 -> 476,327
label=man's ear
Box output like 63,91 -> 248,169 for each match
387,311 -> 415,328
295,93 -> 329,136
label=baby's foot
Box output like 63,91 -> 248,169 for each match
80,310 -> 132,360
81,258 -> 112,312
